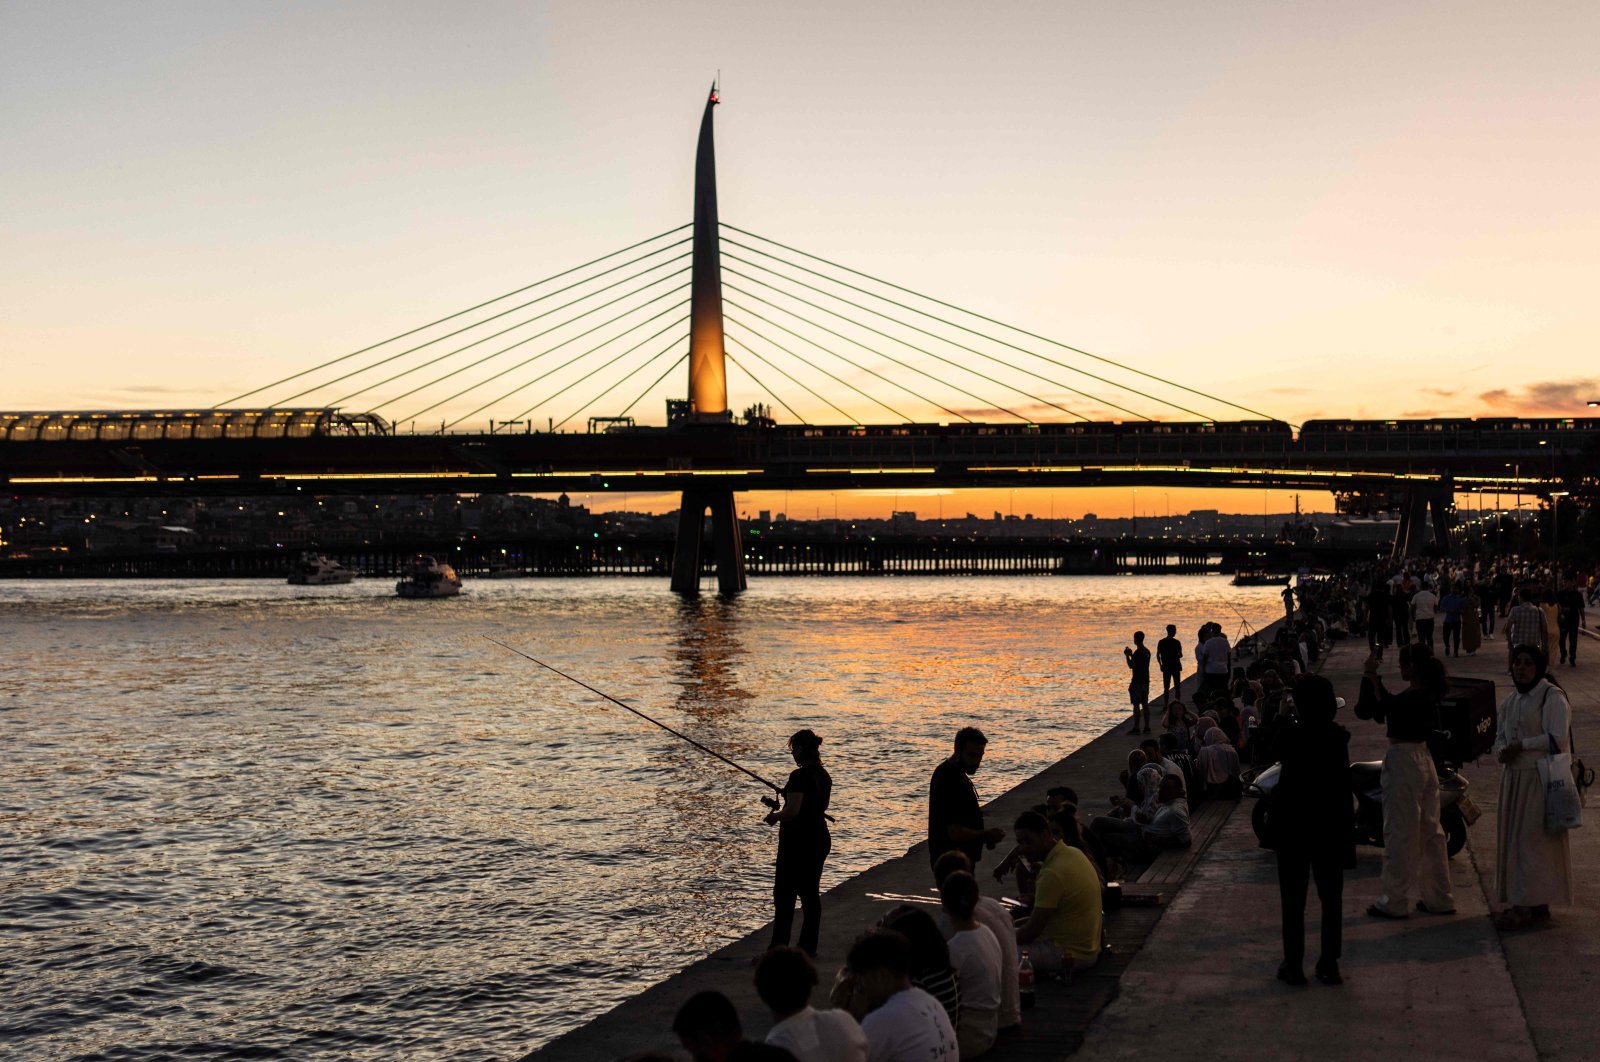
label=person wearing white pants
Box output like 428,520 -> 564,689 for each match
1354,646 -> 1456,919
1376,741 -> 1454,916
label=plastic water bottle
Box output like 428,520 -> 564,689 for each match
1018,949 -> 1035,1010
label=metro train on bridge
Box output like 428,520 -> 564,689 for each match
1,409 -> 1596,456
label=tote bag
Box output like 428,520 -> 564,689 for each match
1541,736 -> 1583,832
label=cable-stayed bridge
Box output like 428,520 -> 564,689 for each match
4,87 -> 1596,590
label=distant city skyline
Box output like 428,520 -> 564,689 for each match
5,2 -> 1596,518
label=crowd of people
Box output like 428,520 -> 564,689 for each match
651,556 -> 1592,1061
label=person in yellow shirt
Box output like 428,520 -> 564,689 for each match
1011,811 -> 1102,975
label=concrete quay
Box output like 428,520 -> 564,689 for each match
523,654 -> 1237,1061
525,628 -> 1597,1061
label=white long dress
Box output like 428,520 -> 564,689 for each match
1492,678 -> 1575,906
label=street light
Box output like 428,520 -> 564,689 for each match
1588,400 -> 1600,407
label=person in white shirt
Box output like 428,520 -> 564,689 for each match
933,850 -> 1020,1032
1411,587 -> 1439,649
1200,624 -> 1231,696
938,871 -> 1002,1058
756,946 -> 868,1062
849,930 -> 958,1062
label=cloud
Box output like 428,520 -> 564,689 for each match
1422,387 -> 1458,398
1475,378 -> 1599,415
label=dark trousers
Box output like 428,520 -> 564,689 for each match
1442,620 -> 1461,655
1277,849 -> 1344,969
1482,605 -> 1495,634
1559,623 -> 1579,663
772,833 -> 829,956
1415,618 -> 1435,648
1161,668 -> 1182,700
1392,611 -> 1411,645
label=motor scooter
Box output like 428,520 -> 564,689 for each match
1246,755 -> 1477,857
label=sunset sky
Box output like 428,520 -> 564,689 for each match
4,2 -> 1596,518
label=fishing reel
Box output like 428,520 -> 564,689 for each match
760,796 -> 781,811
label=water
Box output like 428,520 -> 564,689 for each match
0,575 -> 1280,1059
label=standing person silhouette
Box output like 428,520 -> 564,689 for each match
1270,674 -> 1354,986
1125,631 -> 1152,734
1156,624 -> 1184,703
766,729 -> 832,957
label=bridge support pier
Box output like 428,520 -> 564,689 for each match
670,490 -> 747,595
1393,484 -> 1454,558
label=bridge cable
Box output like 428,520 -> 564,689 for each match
294,256 -> 691,407
724,238 -> 1159,420
358,281 -> 688,416
726,285 -> 1009,422
406,302 -> 690,427
439,312 -> 689,431
722,350 -> 806,425
217,225 -> 691,408
724,333 -> 852,423
723,307 -> 925,424
553,334 -> 696,431
721,224 -> 1281,423
726,262 -> 1099,422
725,251 -> 1158,422
618,353 -> 691,420
531,333 -> 687,429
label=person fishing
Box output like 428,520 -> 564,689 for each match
765,729 -> 833,958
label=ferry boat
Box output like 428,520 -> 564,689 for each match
396,555 -> 463,598
1231,570 -> 1290,587
287,553 -> 354,585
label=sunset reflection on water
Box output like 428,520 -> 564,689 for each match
1,575 -> 1277,1058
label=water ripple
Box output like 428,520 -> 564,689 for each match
0,574 -> 1278,1058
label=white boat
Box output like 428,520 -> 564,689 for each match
396,555 -> 463,598
288,553 -> 354,585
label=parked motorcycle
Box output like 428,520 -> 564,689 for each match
1246,757 -> 1477,857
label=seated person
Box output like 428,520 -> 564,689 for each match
1139,737 -> 1183,780
1161,699 -> 1196,751
1011,810 -> 1103,977
755,947 -> 868,1062
1045,785 -> 1078,814
1049,809 -> 1108,883
1116,763 -> 1165,822
848,930 -> 959,1062
939,871 -> 1002,1059
672,990 -> 800,1062
881,907 -> 961,1037
1089,774 -> 1192,866
933,850 -> 1021,1032
1196,726 -> 1242,800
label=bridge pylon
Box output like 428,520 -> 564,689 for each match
671,82 -> 745,595
1392,481 -> 1455,558
670,489 -> 747,595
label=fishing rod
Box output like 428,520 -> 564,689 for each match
486,638 -> 833,820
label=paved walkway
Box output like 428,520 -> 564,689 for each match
1077,629 -> 1599,1062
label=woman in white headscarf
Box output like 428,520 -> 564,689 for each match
1492,644 -> 1575,929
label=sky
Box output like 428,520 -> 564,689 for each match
4,1 -> 1598,518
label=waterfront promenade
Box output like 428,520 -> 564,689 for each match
525,630 -> 1599,1061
